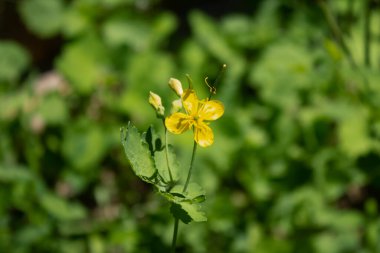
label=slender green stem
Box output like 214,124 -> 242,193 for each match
171,140 -> 197,252
183,140 -> 198,193
163,120 -> 174,182
364,0 -> 371,67
171,218 -> 180,253
318,0 -> 357,68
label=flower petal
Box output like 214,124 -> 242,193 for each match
165,113 -> 193,134
198,100 -> 224,121
181,89 -> 199,116
194,123 -> 214,147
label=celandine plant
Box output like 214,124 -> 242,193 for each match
121,67 -> 225,252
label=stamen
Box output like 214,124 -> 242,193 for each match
204,77 -> 217,95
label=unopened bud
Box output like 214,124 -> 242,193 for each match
171,99 -> 182,114
168,78 -> 183,97
149,91 -> 165,116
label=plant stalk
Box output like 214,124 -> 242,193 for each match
364,0 -> 372,67
183,140 -> 198,192
163,120 -> 174,182
171,218 -> 179,253
171,140 -> 198,252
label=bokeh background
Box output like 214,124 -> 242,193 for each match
1,0 -> 380,252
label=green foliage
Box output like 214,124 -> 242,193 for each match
121,122 -> 206,223
2,0 -> 380,252
56,34 -> 109,94
121,123 -> 156,183
0,41 -> 30,82
19,0 -> 65,37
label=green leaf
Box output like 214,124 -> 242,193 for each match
160,183 -> 207,223
102,13 -> 176,50
338,107 -> 371,157
37,95 -> 68,125
63,122 -> 106,171
18,0 -> 65,37
180,202 -> 207,222
189,11 -> 236,63
62,7 -> 91,37
183,183 -> 206,203
170,203 -> 192,224
40,193 -> 87,221
169,183 -> 205,203
120,122 -> 156,183
154,145 -> 180,184
56,34 -> 108,94
102,17 -> 150,50
159,183 -> 205,204
143,126 -> 163,155
0,165 -> 33,183
170,202 -> 207,224
249,41 -> 313,108
0,41 -> 30,82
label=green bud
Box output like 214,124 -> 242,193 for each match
168,78 -> 183,97
149,91 -> 165,116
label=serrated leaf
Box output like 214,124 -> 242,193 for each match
161,183 -> 207,223
169,183 -> 205,203
183,183 -> 206,202
171,202 -> 207,224
181,202 -> 207,222
170,203 -> 192,224
120,122 -> 156,183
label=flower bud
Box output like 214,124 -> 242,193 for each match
168,78 -> 183,97
170,98 -> 182,114
149,91 -> 165,116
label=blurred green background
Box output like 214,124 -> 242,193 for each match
1,0 -> 380,252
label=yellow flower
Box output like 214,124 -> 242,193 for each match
165,89 -> 224,147
170,98 -> 182,114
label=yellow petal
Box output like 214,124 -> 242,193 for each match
181,89 -> 199,116
165,113 -> 193,134
198,100 -> 224,121
194,122 -> 214,147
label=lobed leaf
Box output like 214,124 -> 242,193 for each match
170,202 -> 207,224
120,122 -> 157,183
160,183 -> 207,223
